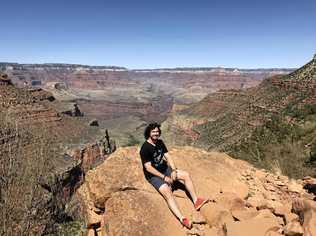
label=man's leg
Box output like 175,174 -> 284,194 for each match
158,183 -> 184,220
175,170 -> 198,203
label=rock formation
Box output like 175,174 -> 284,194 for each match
0,74 -> 115,235
77,146 -> 316,236
59,103 -> 84,117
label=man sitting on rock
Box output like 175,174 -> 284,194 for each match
139,122 -> 208,229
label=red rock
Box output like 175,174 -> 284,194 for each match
247,196 -> 268,209
231,208 -> 259,221
76,147 -> 255,235
273,205 -> 291,217
255,170 -> 268,181
255,209 -> 279,220
200,202 -> 234,228
215,192 -> 246,211
288,180 -> 304,193
284,221 -> 304,236
225,217 -> 281,236
292,199 -> 316,236
76,146 -> 309,235
285,213 -> 299,224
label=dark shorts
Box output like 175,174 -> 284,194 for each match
147,166 -> 173,190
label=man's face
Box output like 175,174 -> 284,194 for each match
149,127 -> 160,140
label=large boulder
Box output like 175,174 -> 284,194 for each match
77,146 -> 316,235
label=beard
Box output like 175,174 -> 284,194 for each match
150,134 -> 159,141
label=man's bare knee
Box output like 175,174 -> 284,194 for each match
176,170 -> 190,181
159,184 -> 173,200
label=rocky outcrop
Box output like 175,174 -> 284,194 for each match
38,136 -> 115,232
28,87 -> 55,102
67,131 -> 116,173
60,103 -> 84,117
77,146 -> 316,236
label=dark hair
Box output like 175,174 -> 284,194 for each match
144,122 -> 161,139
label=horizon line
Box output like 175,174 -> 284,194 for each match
0,61 -> 299,71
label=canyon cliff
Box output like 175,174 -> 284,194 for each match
1,63 -> 293,146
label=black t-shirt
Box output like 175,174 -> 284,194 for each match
139,139 -> 168,179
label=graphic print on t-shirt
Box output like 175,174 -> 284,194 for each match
153,147 -> 164,167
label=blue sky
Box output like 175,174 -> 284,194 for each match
0,0 -> 315,68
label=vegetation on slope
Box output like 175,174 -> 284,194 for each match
231,103 -> 316,178
164,56 -> 316,179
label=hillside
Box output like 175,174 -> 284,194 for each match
162,55 -> 316,178
0,73 -> 115,234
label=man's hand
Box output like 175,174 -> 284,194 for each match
171,170 -> 177,181
164,176 -> 173,185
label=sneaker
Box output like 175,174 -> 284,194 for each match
194,197 -> 208,211
181,217 -> 192,229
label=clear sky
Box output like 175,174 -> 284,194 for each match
0,0 -> 315,69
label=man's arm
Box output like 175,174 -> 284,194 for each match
144,162 -> 173,185
164,152 -> 176,170
144,162 -> 165,179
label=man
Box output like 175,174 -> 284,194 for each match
139,122 -> 208,229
